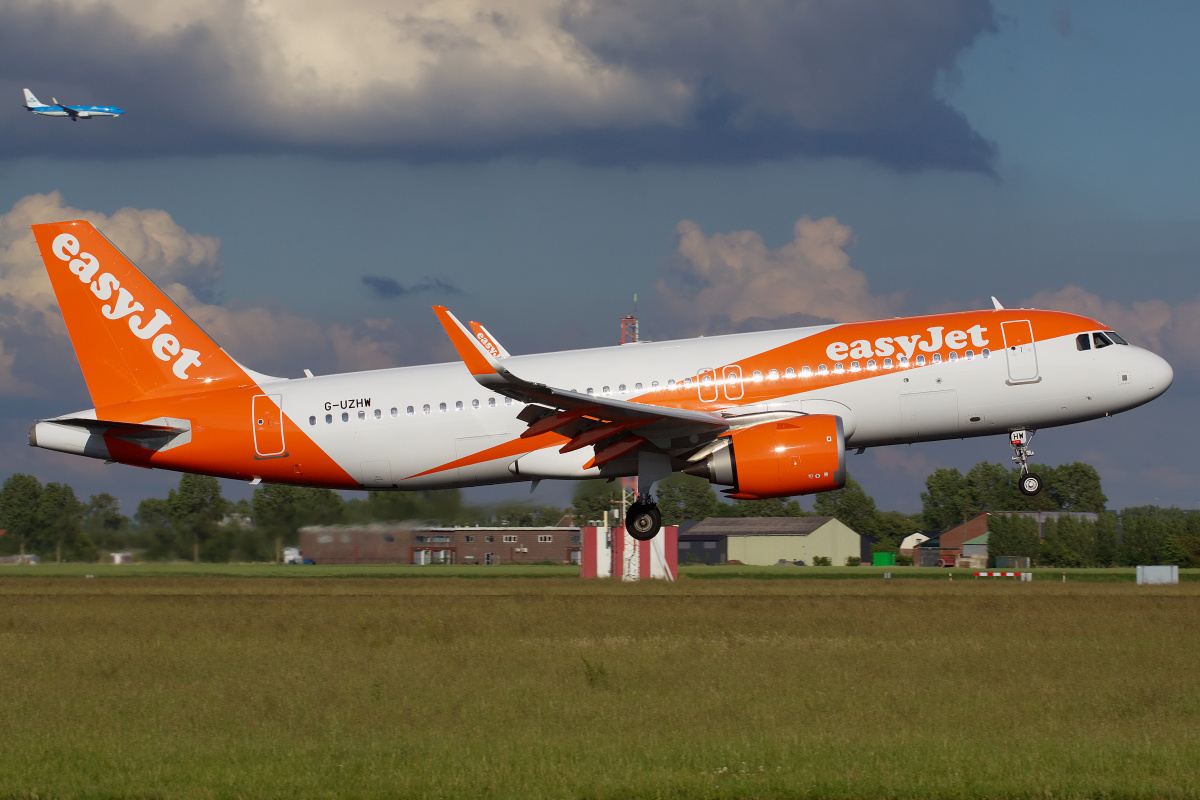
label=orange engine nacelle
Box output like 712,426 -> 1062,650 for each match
688,415 -> 846,499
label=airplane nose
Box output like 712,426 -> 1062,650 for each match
1144,350 -> 1173,397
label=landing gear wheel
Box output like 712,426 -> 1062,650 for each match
625,502 -> 662,541
1019,473 -> 1042,496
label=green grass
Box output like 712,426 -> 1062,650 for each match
2,576 -> 1199,798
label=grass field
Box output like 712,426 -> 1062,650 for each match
2,572 -> 1198,799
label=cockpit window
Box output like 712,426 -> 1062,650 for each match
1106,330 -> 1129,345
1076,333 -> 1091,351
1093,332 -> 1114,349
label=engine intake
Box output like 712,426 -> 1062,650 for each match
686,414 -> 846,499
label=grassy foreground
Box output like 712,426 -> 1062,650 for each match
1,576 -> 1198,799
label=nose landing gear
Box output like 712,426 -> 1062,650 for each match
625,493 -> 662,541
1010,429 -> 1042,496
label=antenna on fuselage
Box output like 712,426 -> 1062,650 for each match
991,296 -> 1005,310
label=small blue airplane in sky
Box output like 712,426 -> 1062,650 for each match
23,88 -> 124,121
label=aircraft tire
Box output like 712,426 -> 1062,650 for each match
1020,473 -> 1042,496
626,504 -> 662,541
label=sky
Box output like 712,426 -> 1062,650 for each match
1,0 -> 1199,517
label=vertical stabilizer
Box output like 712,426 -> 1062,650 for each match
32,220 -> 255,406
22,88 -> 43,108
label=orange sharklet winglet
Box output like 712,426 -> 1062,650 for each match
432,305 -> 497,378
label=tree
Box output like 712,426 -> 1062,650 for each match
167,474 -> 229,562
1045,463 -> 1107,512
655,473 -> 718,525
814,476 -> 877,537
987,514 -> 1040,563
718,497 -> 805,517
253,484 -> 346,549
571,480 -> 625,526
83,493 -> 131,552
38,482 -> 88,562
921,468 -> 971,530
0,473 -> 43,557
136,497 -> 177,559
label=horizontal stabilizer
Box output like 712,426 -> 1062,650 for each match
41,417 -> 189,437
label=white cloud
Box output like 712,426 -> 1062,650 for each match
2,0 -> 996,168
657,216 -> 902,334
0,193 -> 421,399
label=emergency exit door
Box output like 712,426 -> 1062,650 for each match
252,394 -> 287,457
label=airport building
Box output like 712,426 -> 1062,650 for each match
299,523 -> 585,565
677,516 -> 870,566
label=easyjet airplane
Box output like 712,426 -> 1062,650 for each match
29,220 -> 1173,539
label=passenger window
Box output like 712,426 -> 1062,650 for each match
683,378 -> 693,388
619,384 -> 627,393
817,364 -> 828,375
439,403 -> 447,412
982,348 -> 990,358
883,358 -> 893,369
341,412 -> 349,422
768,369 -> 779,380
752,370 -> 763,381
374,408 -> 381,419
782,367 -> 793,378
932,354 -> 941,364
1093,332 -> 1113,349
801,366 -> 812,376
652,381 -> 660,388
406,406 -> 414,416
455,401 -> 463,411
667,379 -> 676,388
899,356 -> 909,366
587,388 -> 594,395
850,361 -> 860,372
325,413 -> 332,424
423,404 -> 430,414
948,352 -> 957,362
602,386 -> 611,394
1076,334 -> 1091,351
488,398 -> 496,407
866,360 -> 876,370
358,410 -> 365,420
965,350 -> 974,360
505,397 -> 513,405
916,355 -> 926,365
472,399 -> 479,409
308,415 -> 316,425
833,363 -> 844,374
635,383 -> 643,391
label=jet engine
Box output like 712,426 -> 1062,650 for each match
686,415 -> 846,499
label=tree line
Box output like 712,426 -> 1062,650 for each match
2,460 -> 1198,566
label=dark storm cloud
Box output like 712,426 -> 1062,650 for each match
362,275 -> 462,300
0,0 -> 997,171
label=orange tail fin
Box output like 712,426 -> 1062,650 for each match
33,220 -> 253,407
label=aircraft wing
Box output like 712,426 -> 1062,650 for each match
433,306 -> 729,465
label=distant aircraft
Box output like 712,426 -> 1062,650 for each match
23,88 -> 124,120
27,220 -> 1174,541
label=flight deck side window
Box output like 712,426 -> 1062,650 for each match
1108,331 -> 1129,345
1093,332 -> 1114,349
1076,334 -> 1091,351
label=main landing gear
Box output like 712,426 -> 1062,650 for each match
625,494 -> 662,541
1010,429 -> 1042,496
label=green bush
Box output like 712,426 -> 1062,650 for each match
845,556 -> 861,566
812,556 -> 832,566
896,554 -> 914,566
